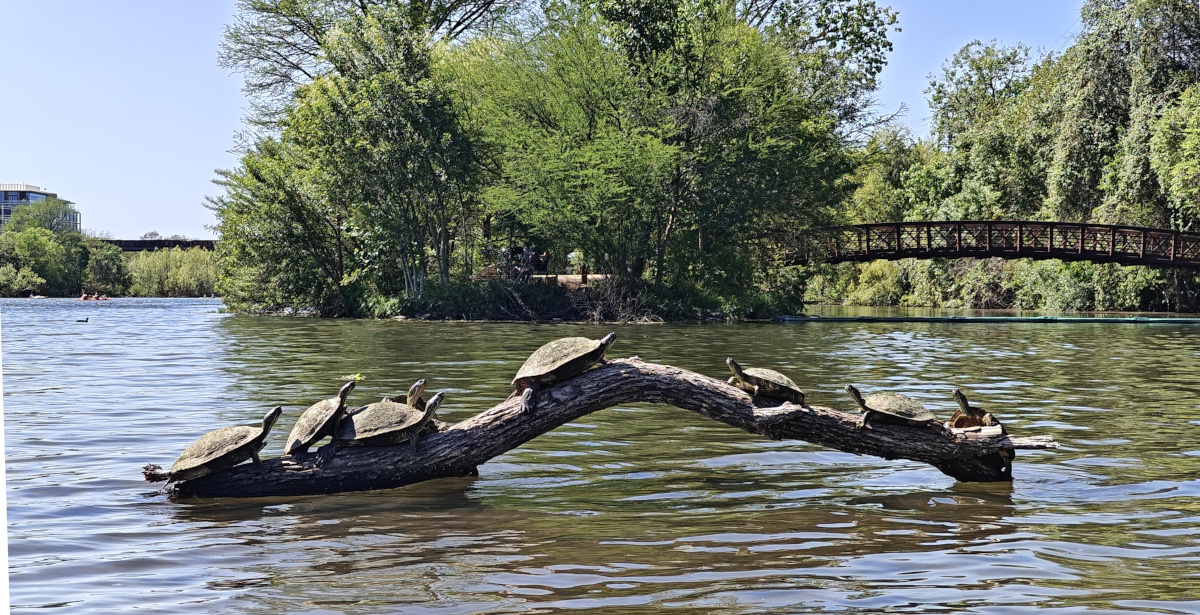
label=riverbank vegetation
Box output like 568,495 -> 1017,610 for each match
0,197 -> 216,297
211,0 -> 1200,319
210,0 -> 894,318
126,248 -> 217,297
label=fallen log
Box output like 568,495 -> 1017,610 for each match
166,358 -> 1058,498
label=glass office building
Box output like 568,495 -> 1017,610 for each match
0,184 -> 80,231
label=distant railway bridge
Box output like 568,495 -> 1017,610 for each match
791,221 -> 1200,270
102,239 -> 215,252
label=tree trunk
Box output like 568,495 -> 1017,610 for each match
159,359 -> 1058,499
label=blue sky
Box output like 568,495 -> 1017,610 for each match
0,1 -> 1083,240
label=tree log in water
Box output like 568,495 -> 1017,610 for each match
164,358 -> 1059,498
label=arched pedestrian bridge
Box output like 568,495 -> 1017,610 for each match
792,221 -> 1200,269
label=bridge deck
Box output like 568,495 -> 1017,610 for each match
101,239 -> 215,252
793,221 -> 1200,269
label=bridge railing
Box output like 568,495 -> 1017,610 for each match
793,221 -> 1200,269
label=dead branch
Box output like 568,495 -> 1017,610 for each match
166,358 -> 1057,498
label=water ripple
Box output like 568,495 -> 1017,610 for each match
9,299 -> 1200,612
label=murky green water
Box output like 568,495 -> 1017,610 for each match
6,298 -> 1200,613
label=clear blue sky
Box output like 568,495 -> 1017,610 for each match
0,1 -> 1083,240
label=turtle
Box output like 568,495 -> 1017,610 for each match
948,389 -> 1013,472
949,389 -> 1003,431
381,378 -> 427,411
284,380 -> 356,465
510,332 -> 617,411
725,358 -> 805,404
334,391 -> 445,451
844,384 -> 944,432
142,406 -> 283,485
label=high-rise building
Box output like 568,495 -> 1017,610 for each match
0,183 -> 80,231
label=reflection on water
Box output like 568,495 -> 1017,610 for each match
6,298 -> 1200,613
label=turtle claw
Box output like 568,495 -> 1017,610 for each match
315,443 -> 339,468
857,412 -> 871,431
520,387 -> 535,413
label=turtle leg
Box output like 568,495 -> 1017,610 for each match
520,386 -> 536,413
858,411 -> 872,430
410,433 -> 420,454
251,450 -> 266,475
287,447 -> 309,466
316,442 -> 340,468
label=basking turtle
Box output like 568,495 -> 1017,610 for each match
143,406 -> 283,484
284,380 -> 355,465
844,384 -> 943,432
382,378 -> 427,411
335,392 -> 445,451
949,389 -> 1003,431
510,332 -> 617,410
726,358 -> 805,404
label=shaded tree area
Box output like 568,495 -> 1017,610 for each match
811,0 -> 1200,312
210,0 -> 899,318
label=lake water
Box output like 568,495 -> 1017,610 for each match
6,298 -> 1200,613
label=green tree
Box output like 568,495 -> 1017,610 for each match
213,6 -> 481,314
127,248 -> 216,297
219,0 -> 518,125
469,0 -> 889,293
1151,83 -> 1200,229
0,264 -> 46,297
0,228 -> 67,291
83,240 -> 131,295
926,41 -> 1031,149
3,197 -> 80,236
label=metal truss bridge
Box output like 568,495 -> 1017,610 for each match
791,221 -> 1200,269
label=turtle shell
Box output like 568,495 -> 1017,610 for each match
335,401 -> 426,444
170,406 -> 282,482
863,392 -> 937,424
726,358 -> 805,403
512,333 -> 616,387
336,392 -> 444,447
285,381 -> 355,455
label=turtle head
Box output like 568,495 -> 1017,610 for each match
844,384 -> 868,411
261,406 -> 284,432
726,357 -> 745,381
422,391 -> 445,423
952,389 -> 970,412
337,380 -> 356,403
406,379 -> 427,405
598,332 -> 617,354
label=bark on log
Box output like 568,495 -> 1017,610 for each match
168,358 -> 1058,498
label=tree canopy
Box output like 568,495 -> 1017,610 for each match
212,0 -> 899,316
212,0 -> 1200,316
